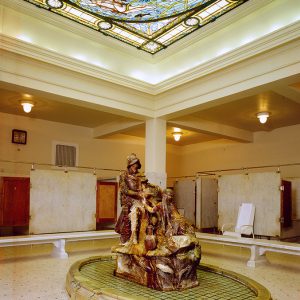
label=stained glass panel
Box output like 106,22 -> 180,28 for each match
23,0 -> 249,54
68,0 -> 213,22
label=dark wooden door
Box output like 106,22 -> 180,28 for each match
0,177 -> 30,226
281,180 -> 292,228
96,181 -> 118,223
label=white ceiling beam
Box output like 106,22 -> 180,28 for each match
93,119 -> 144,138
0,49 -> 155,119
156,39 -> 300,119
272,86 -> 300,104
168,117 -> 253,143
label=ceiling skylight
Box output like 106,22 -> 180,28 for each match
24,0 -> 248,54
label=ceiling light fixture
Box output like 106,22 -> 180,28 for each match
172,131 -> 183,142
21,101 -> 34,113
256,112 -> 269,124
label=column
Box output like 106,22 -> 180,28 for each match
145,118 -> 167,189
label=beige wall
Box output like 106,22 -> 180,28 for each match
0,112 -> 180,179
166,145 -> 182,187
0,112 -> 144,178
1,112 -> 299,180
177,124 -> 300,179
1,111 -> 299,179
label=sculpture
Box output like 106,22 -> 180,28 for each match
115,153 -> 143,244
113,154 -> 201,291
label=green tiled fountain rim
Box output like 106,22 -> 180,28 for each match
66,255 -> 272,300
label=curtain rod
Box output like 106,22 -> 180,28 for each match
196,162 -> 300,175
168,162 -> 300,179
0,159 -> 124,173
168,175 -> 197,179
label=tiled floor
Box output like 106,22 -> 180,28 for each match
0,239 -> 299,300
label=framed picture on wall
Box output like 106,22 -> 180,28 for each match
12,129 -> 27,145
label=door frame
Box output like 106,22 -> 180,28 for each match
96,181 -> 118,223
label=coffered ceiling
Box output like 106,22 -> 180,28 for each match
0,0 -> 299,146
1,73 -> 299,146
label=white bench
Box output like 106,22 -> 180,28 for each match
0,230 -> 119,259
196,232 -> 300,267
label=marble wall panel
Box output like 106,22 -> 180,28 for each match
196,178 -> 218,229
218,172 -> 281,237
174,179 -> 195,224
201,178 -> 218,229
29,170 -> 96,234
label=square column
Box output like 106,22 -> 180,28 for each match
145,118 -> 166,189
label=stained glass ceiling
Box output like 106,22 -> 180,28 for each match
24,0 -> 248,54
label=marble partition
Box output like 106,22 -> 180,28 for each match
196,178 -> 218,230
218,172 -> 281,237
30,170 -> 96,234
174,179 -> 196,225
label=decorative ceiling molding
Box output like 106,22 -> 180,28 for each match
0,49 -> 156,119
1,0 -> 151,61
155,39 -> 300,119
0,34 -> 154,94
154,0 -> 274,61
155,20 -> 300,93
1,20 -> 299,96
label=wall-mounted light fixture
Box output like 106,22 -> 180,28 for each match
21,101 -> 34,113
256,111 -> 269,124
172,128 -> 183,142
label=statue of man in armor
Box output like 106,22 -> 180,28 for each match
115,153 -> 144,244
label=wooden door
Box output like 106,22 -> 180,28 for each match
0,177 -> 30,226
96,181 -> 118,223
281,180 -> 292,228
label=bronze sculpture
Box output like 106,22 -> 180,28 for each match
115,153 -> 143,244
113,153 -> 201,291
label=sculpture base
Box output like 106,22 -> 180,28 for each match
112,234 -> 201,291
66,256 -> 272,299
114,253 -> 199,291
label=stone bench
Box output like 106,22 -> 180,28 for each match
0,230 -> 119,259
196,232 -> 300,267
